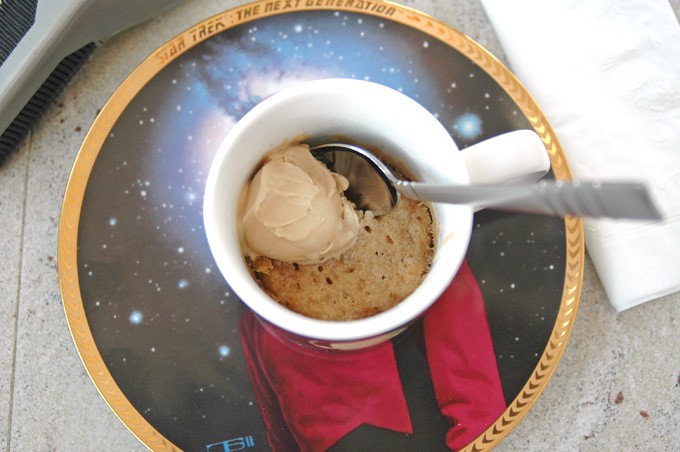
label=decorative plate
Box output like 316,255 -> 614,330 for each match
58,1 -> 583,450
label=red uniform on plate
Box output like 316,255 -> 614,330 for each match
239,260 -> 506,451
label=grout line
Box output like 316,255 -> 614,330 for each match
5,133 -> 31,452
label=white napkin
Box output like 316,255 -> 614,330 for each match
480,0 -> 680,311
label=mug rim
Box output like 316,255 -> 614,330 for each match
203,78 -> 473,342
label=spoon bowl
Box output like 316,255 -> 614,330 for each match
311,142 -> 400,216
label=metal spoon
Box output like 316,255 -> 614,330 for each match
310,142 -> 663,220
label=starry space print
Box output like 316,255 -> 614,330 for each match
76,9 -> 565,451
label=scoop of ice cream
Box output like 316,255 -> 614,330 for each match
241,144 -> 360,264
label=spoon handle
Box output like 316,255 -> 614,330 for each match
395,180 -> 663,220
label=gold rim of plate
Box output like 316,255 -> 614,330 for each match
57,1 -> 584,450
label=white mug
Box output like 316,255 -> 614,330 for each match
203,78 -> 549,351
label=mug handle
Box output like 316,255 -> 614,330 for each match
458,130 -> 550,185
